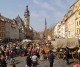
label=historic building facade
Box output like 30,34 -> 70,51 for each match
0,15 -> 19,41
0,5 -> 34,42
58,21 -> 65,38
10,20 -> 19,39
15,15 -> 26,40
74,0 -> 80,38
0,15 -> 6,39
67,11 -> 76,38
52,0 -> 80,39
53,22 -> 61,39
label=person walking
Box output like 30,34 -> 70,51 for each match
26,55 -> 32,67
9,50 -> 14,65
65,47 -> 69,65
1,55 -> 7,67
31,53 -> 38,67
48,50 -> 55,67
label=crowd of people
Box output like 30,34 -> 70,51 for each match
25,41 -> 55,67
0,41 -> 24,67
0,40 -> 54,67
0,40 -> 80,67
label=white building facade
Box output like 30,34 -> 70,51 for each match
58,21 -> 65,38
53,22 -> 61,39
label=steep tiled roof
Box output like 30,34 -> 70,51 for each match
0,15 -> 13,22
15,15 -> 24,25
0,15 -> 16,25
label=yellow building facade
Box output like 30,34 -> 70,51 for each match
66,7 -> 76,38
65,0 -> 80,39
53,0 -> 80,39
74,0 -> 80,38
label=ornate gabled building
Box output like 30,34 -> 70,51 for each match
24,5 -> 33,39
15,15 -> 26,40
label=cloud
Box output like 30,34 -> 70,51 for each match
30,10 -> 49,31
39,11 -> 49,18
65,0 -> 76,6
30,0 -> 76,31
53,11 -> 64,20
33,0 -> 54,10
41,2 -> 54,10
31,12 -> 40,18
31,10 -> 48,19
0,0 -> 76,32
33,0 -> 40,4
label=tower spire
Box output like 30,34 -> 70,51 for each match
45,18 -> 47,31
26,5 -> 29,14
26,5 -> 28,11
44,18 -> 47,39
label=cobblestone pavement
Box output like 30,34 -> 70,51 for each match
7,56 -> 74,67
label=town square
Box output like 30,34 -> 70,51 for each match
0,0 -> 80,67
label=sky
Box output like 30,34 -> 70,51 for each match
0,0 -> 76,32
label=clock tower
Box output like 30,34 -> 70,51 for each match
24,5 -> 30,29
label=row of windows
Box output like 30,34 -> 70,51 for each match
75,4 -> 80,11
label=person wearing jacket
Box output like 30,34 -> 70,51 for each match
26,55 -> 32,67
48,50 -> 54,67
65,47 -> 69,65
9,50 -> 14,65
1,55 -> 7,67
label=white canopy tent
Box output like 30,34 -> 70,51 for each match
51,38 -> 79,49
21,39 -> 31,44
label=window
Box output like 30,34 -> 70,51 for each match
77,22 -> 78,26
77,29 -> 78,34
0,33 -> 2,37
2,27 -> 5,31
2,34 -> 3,37
79,12 -> 80,15
1,22 -> 3,26
1,33 -> 4,37
0,28 -> 1,31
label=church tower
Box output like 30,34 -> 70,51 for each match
45,18 -> 47,31
24,5 -> 30,29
